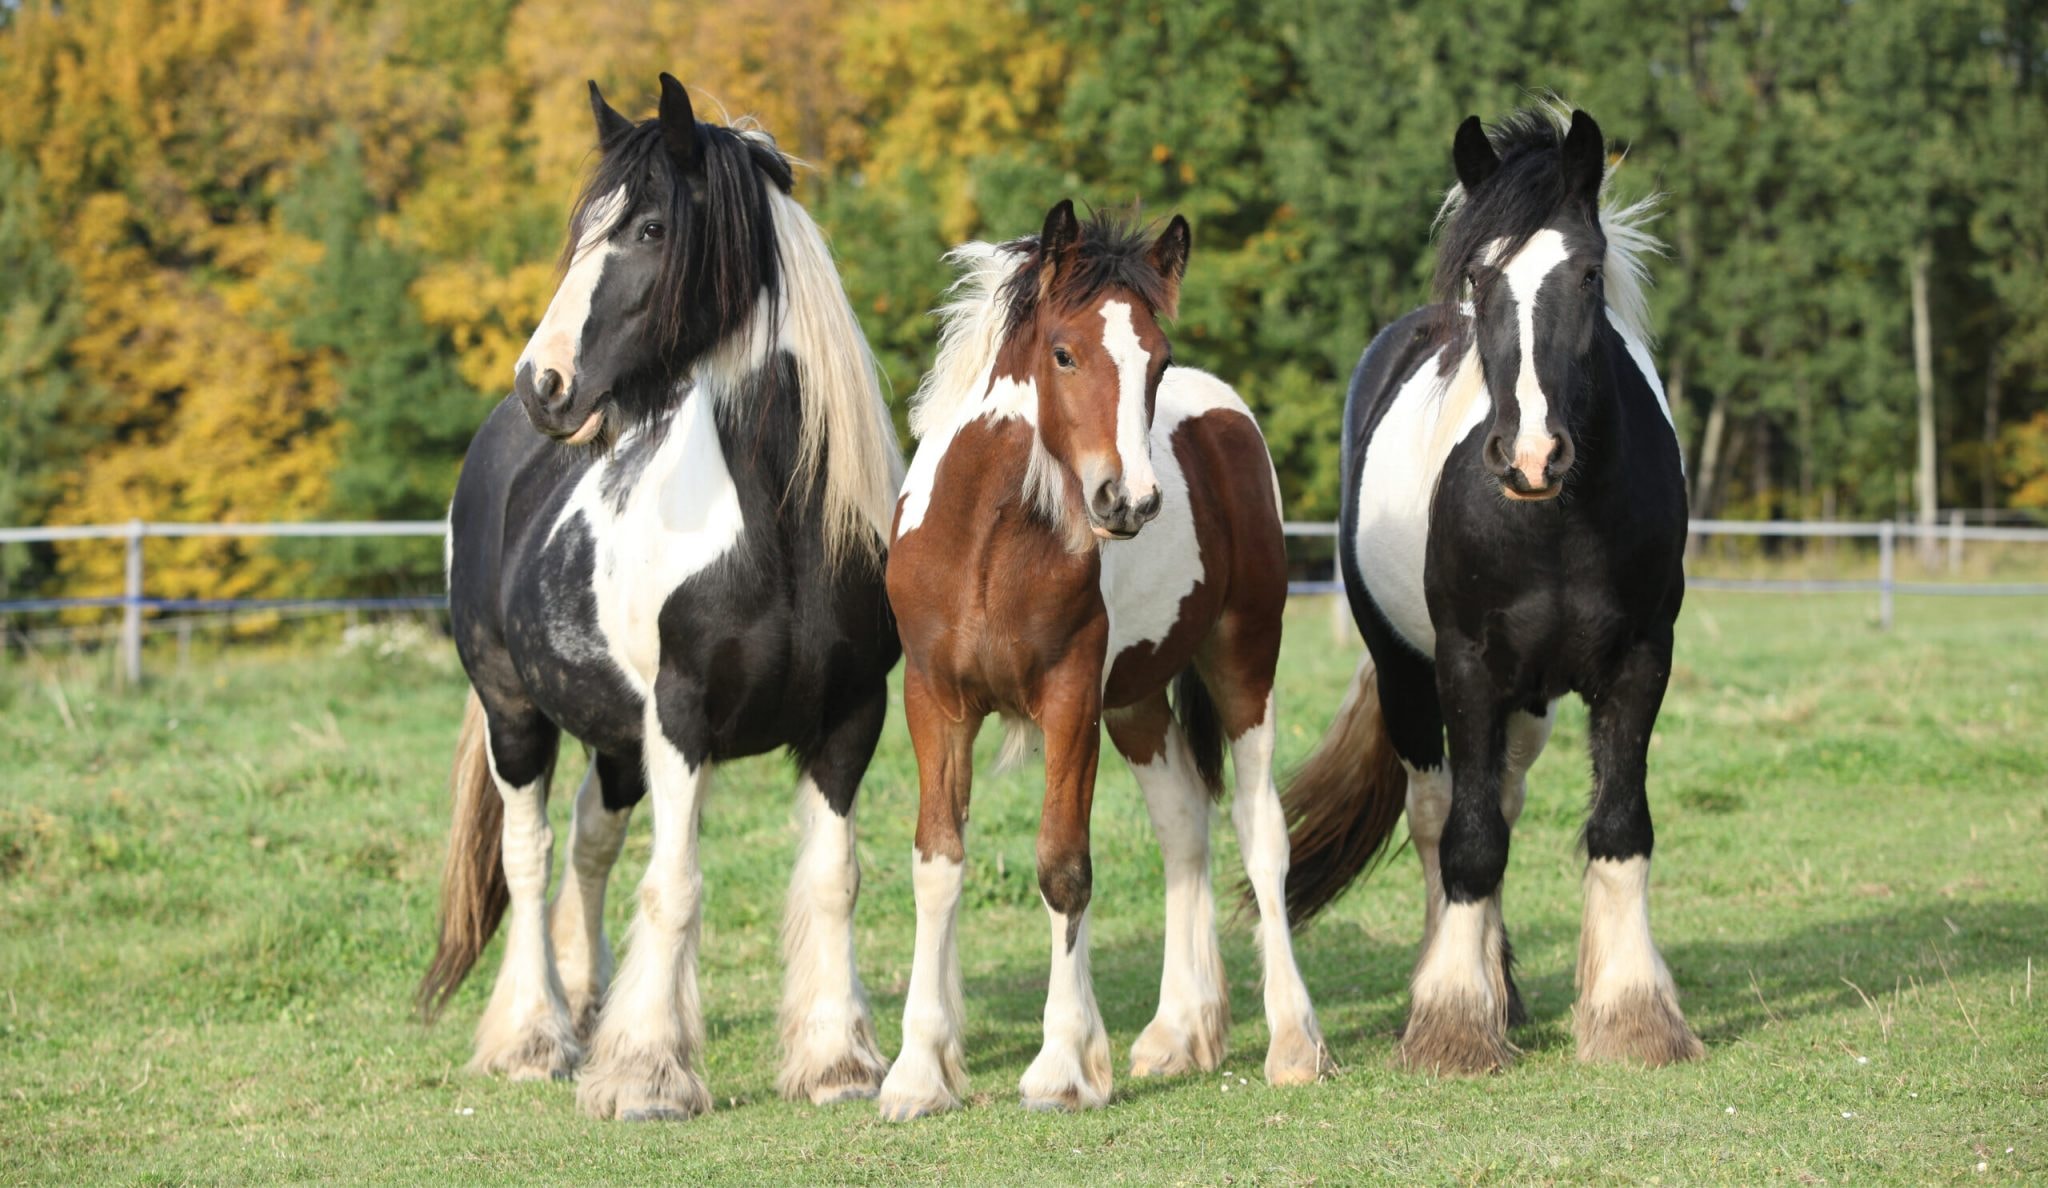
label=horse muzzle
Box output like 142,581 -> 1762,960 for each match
1086,477 -> 1162,541
516,362 -> 609,445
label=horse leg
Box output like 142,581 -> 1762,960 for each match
1495,704 -> 1554,1028
577,684 -> 714,1120
1398,634 -> 1514,1074
470,709 -> 580,1081
548,750 -> 638,1041
777,685 -> 890,1106
1108,692 -> 1228,1079
877,669 -> 976,1121
1575,634 -> 1703,1065
1018,661 -> 1113,1112
1226,688 -> 1335,1086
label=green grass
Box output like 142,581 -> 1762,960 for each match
3,593 -> 2044,1184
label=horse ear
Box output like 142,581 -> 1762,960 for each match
1453,115 -> 1499,192
657,73 -> 700,171
588,81 -> 632,146
1561,109 -> 1605,205
1148,214 -> 1191,319
1039,199 -> 1080,260
1036,199 -> 1081,301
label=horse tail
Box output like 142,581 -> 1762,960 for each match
993,714 -> 1042,773
1274,655 -> 1407,926
1173,668 -> 1226,801
418,689 -> 507,1022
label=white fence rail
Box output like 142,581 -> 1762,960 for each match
4,516 -> 2045,685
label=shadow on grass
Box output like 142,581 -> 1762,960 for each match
841,894 -> 2045,1082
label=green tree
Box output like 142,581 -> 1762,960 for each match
280,134 -> 475,593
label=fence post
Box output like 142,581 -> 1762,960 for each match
1947,509 -> 1964,575
120,519 -> 144,686
1878,521 -> 1895,631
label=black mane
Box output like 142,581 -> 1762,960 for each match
998,208 -> 1177,338
1431,109 -> 1591,309
560,116 -> 795,392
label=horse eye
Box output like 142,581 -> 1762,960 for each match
639,222 -> 666,243
1583,266 -> 1602,289
1052,346 -> 1076,369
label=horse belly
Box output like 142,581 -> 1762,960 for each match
1351,364 -> 1487,656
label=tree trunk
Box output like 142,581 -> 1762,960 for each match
1693,387 -> 1729,520
1982,341 -> 2001,515
1910,240 -> 1938,567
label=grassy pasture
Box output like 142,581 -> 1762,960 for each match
2,593 -> 2043,1184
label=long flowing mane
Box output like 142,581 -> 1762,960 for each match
562,114 -> 900,568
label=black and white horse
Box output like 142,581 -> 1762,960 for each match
1281,107 -> 1704,1073
418,75 -> 905,1120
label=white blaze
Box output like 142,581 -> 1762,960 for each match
1098,300 -> 1159,501
517,185 -> 628,389
1496,229 -> 1570,486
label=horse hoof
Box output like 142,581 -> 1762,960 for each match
1020,1095 -> 1076,1113
1265,1024 -> 1335,1086
1396,994 -> 1515,1076
877,1097 -> 951,1122
811,1082 -> 879,1106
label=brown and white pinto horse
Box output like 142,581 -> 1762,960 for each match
876,203 -> 1331,1120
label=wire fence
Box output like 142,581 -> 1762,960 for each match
4,515 -> 2046,685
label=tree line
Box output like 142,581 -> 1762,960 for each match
2,0 -> 2044,602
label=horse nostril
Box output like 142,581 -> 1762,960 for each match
1092,479 -> 1122,518
1135,491 -> 1161,521
1484,432 -> 1511,474
537,369 -> 564,405
1549,434 -> 1575,477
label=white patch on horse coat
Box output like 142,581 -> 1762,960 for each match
1578,855 -> 1679,1010
1608,310 -> 1680,439
895,374 -> 1037,539
472,731 -> 577,1076
549,763 -> 631,1026
1352,352 -> 1490,655
1018,905 -> 1111,1110
877,850 -> 968,1117
1099,368 -> 1263,677
1124,734 -> 1227,1070
779,776 -> 881,1102
517,185 -> 626,389
1098,299 -> 1160,501
1228,692 -> 1328,1081
547,387 -> 745,695
1498,229 -> 1570,484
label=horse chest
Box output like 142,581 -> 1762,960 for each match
547,398 -> 746,694
1098,421 -> 1203,674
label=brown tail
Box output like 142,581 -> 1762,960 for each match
1275,655 -> 1408,926
417,689 -> 507,1021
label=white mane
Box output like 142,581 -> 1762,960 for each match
910,242 -> 1026,438
705,123 -> 901,569
904,241 -> 1087,551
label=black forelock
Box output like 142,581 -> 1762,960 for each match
558,115 -> 795,385
1431,109 -> 1601,310
998,207 -> 1176,340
